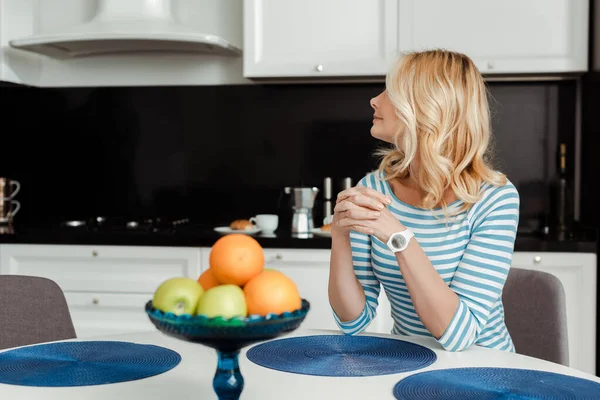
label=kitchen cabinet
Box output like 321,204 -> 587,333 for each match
0,244 -> 202,338
243,0 -> 589,78
243,0 -> 398,78
398,0 -> 589,75
510,252 -> 597,376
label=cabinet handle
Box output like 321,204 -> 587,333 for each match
533,255 -> 542,264
315,64 -> 323,72
92,251 -> 98,257
92,298 -> 99,305
266,253 -> 283,264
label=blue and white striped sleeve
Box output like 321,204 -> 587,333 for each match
437,183 -> 520,352
332,174 -> 382,335
332,230 -> 381,335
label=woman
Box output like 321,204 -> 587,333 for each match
328,49 -> 520,353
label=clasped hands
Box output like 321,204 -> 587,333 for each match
331,186 -> 405,243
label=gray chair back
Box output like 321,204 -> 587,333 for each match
0,275 -> 76,350
502,267 -> 569,366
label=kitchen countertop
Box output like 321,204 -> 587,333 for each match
0,224 -> 597,253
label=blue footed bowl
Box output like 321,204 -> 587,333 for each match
145,299 -> 310,400
145,299 -> 310,351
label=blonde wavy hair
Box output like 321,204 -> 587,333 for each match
376,49 -> 506,216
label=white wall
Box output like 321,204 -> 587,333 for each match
0,0 -> 254,87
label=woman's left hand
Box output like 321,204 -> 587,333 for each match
335,187 -> 405,243
371,206 -> 406,243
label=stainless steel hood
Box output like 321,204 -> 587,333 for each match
8,0 -> 242,60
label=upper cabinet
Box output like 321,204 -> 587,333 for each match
243,0 -> 590,79
399,0 -> 589,75
243,0 -> 398,78
1,0 -> 591,85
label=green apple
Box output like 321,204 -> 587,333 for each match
196,284 -> 247,319
152,277 -> 204,316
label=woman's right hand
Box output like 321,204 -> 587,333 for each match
331,186 -> 391,237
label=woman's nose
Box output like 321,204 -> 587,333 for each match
370,97 -> 377,110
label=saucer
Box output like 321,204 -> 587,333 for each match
257,231 -> 276,238
214,227 -> 261,235
310,228 -> 331,238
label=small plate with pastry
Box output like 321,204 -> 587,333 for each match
311,223 -> 332,238
214,219 -> 261,235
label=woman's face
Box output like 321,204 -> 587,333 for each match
370,90 -> 401,143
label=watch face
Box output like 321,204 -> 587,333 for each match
392,235 -> 406,249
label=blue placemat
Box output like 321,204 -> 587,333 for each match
246,334 -> 436,377
393,367 -> 600,399
0,341 -> 181,387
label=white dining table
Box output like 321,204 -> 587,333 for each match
1,328 -> 599,399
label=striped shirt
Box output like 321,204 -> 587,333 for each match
332,170 -> 520,352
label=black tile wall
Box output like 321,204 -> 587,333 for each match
0,80 -> 578,231
581,75 -> 600,228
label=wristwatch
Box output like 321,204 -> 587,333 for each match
386,229 -> 414,252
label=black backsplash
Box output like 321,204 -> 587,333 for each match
0,80 -> 578,231
581,75 -> 600,228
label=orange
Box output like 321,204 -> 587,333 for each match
209,234 -> 264,287
197,268 -> 220,290
243,269 -> 302,316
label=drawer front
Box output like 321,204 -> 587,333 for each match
64,291 -> 153,310
263,248 -> 331,265
199,247 -> 332,270
65,292 -> 156,338
1,244 -> 201,293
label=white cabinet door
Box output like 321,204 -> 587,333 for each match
511,251 -> 597,376
0,244 -> 201,293
243,0 -> 398,78
64,292 -> 156,338
0,244 -> 202,338
398,0 -> 589,74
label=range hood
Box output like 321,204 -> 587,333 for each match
9,0 -> 242,59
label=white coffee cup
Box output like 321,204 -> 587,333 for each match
250,214 -> 279,234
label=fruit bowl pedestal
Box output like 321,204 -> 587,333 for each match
145,300 -> 310,400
